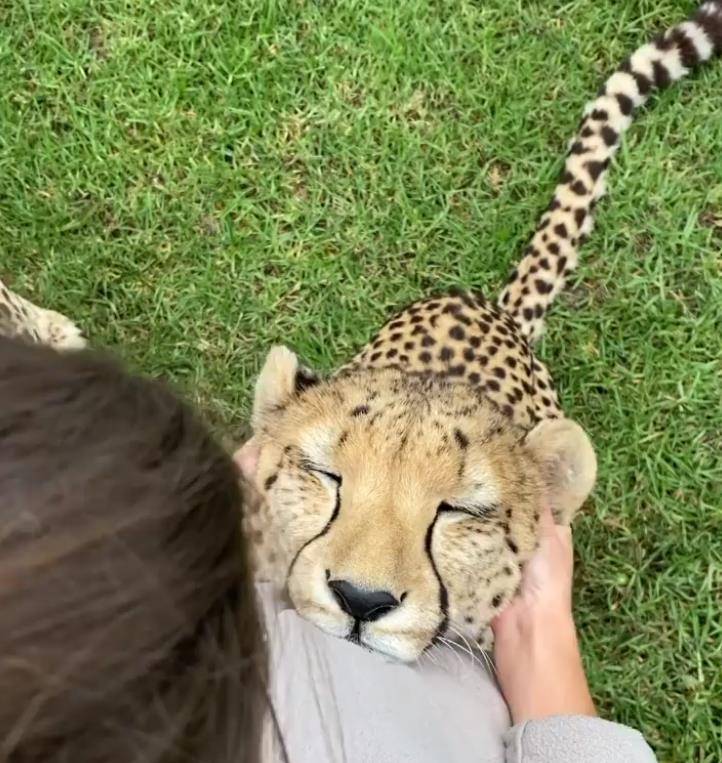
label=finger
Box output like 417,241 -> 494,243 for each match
555,523 -> 573,558
556,522 -> 572,542
532,505 -> 574,574
538,504 -> 557,538
490,601 -> 517,635
234,438 -> 260,480
539,504 -> 574,544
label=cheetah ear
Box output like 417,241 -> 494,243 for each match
524,418 -> 597,524
252,345 -> 319,430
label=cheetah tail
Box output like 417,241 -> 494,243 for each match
498,1 -> 722,341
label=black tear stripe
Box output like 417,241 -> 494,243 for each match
286,484 -> 342,581
424,515 -> 449,649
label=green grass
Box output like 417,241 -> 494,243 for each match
2,0 -> 721,758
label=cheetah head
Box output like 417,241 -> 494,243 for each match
240,346 -> 596,661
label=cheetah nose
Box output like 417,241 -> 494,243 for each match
328,579 -> 400,622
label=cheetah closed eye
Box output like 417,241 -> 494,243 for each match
240,4 -> 722,662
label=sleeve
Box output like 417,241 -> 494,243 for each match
504,715 -> 657,763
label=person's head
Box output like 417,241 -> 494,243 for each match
0,337 -> 264,762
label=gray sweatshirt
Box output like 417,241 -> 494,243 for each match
258,585 -> 656,763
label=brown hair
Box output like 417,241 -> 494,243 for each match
0,337 -> 265,762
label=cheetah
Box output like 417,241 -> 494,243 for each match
240,2 -> 722,662
0,279 -> 86,350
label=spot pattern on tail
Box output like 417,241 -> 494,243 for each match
499,1 -> 722,342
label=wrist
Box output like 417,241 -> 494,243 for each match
522,609 -> 578,652
497,599 -> 576,646
495,610 -> 596,724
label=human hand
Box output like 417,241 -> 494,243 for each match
494,504 -> 574,635
491,506 -> 596,724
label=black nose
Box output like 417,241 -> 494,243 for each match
328,579 -> 400,622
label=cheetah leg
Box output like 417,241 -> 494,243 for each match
0,279 -> 87,350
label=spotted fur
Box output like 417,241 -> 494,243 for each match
0,279 -> 86,349
348,290 -> 562,426
500,1 -> 722,340
243,4 -> 722,662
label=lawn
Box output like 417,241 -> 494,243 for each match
1,0 -> 721,759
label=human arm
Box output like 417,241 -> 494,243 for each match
492,506 -> 657,762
